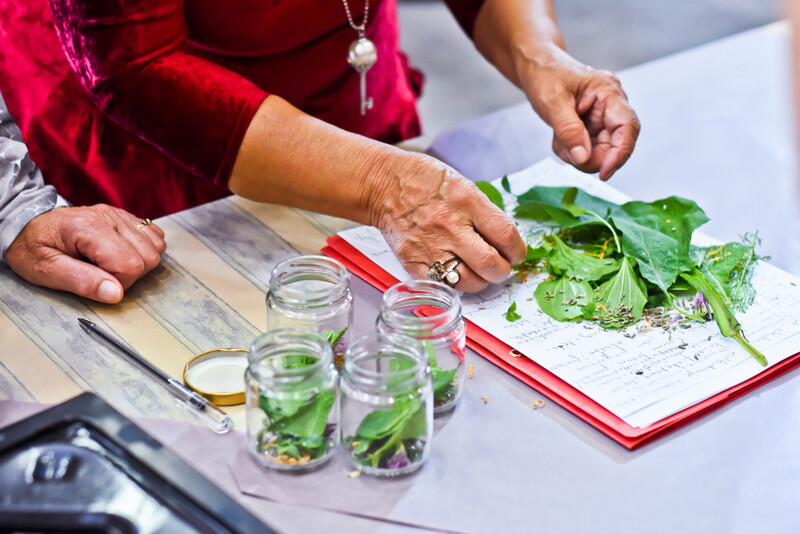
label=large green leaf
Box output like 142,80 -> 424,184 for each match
515,186 -> 617,229
608,196 -> 707,294
592,257 -> 648,329
266,389 -> 336,438
356,399 -> 420,440
616,196 -> 709,251
534,276 -> 594,321
260,394 -> 306,420
515,187 -> 581,227
613,219 -> 693,294
545,234 -> 620,281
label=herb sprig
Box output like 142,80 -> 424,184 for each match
255,328 -> 347,465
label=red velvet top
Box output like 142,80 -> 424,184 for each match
0,0 -> 485,218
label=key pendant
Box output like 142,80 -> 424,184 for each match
347,34 -> 377,115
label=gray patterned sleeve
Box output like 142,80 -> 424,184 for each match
0,92 -> 67,260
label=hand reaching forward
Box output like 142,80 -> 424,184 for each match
369,152 -> 527,293
522,48 -> 641,180
5,204 -> 166,303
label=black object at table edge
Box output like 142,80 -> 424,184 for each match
0,392 -> 274,534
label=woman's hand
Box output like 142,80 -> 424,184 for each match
473,0 -> 640,181
367,151 -> 527,292
5,205 -> 166,303
518,46 -> 640,181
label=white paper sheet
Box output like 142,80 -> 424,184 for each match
339,159 -> 800,428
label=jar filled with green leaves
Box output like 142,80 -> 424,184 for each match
340,332 -> 433,476
376,280 -> 466,414
266,255 -> 352,369
245,328 -> 338,471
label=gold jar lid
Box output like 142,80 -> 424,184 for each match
183,348 -> 248,406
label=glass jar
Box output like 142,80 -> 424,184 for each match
245,328 -> 338,471
376,280 -> 466,414
340,332 -> 433,477
266,255 -> 353,369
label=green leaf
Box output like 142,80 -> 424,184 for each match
515,188 -> 580,227
618,196 -> 709,251
515,186 -> 617,229
501,175 -> 511,193
398,403 -> 427,442
259,394 -> 306,420
592,257 -> 648,329
545,234 -> 620,281
504,301 -> 522,322
356,399 -> 420,440
609,196 -> 708,294
562,188 -> 621,254
476,181 -> 505,211
321,327 -> 347,348
367,400 -> 426,468
534,276 -> 594,321
353,439 -> 371,455
524,243 -> 551,264
267,389 -> 336,438
432,367 -> 457,396
422,339 -> 438,368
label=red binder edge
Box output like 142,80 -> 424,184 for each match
323,235 -> 800,449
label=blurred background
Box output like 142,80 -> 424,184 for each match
398,0 -> 785,144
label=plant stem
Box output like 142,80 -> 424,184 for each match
680,269 -> 767,366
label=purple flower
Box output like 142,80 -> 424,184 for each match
387,452 -> 411,470
692,292 -> 712,319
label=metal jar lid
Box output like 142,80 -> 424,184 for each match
183,348 -> 248,406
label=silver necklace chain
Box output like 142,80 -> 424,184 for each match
341,0 -> 369,34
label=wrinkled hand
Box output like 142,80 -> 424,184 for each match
5,204 -> 166,303
369,152 -> 527,292
522,48 -> 640,180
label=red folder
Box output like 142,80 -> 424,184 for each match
324,235 -> 800,449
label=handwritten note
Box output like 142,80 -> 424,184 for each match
339,159 -> 800,428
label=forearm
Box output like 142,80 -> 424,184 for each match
473,0 -> 571,89
228,95 -> 409,226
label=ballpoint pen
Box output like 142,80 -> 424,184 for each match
78,318 -> 234,434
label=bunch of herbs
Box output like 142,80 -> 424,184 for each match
478,181 -> 767,366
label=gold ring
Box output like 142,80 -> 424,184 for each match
427,255 -> 461,287
136,218 -> 153,229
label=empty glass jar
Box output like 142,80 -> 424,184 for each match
376,280 -> 466,414
245,328 -> 338,471
340,332 -> 433,477
266,255 -> 353,369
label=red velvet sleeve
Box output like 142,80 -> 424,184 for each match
48,0 -> 268,186
443,0 -> 487,37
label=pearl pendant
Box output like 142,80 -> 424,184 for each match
347,36 -> 377,73
347,35 -> 377,115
